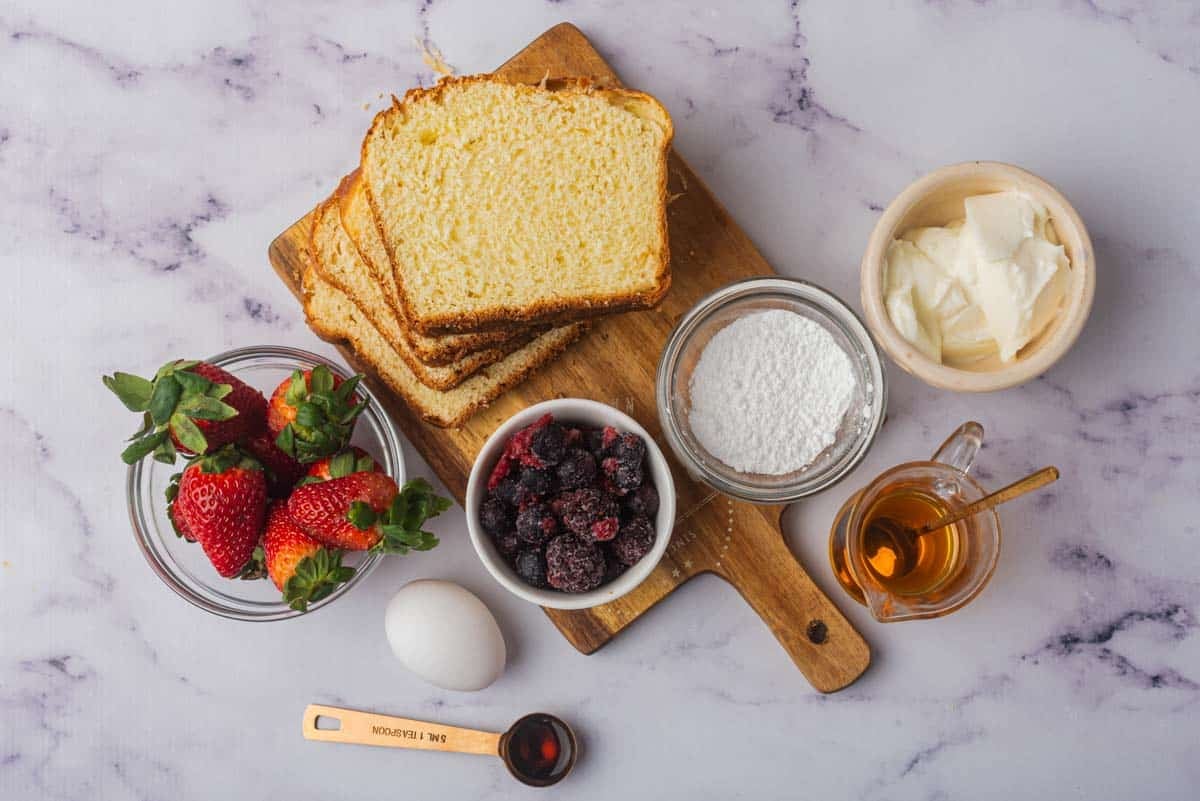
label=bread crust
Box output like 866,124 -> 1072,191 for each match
360,74 -> 673,335
297,240 -> 588,427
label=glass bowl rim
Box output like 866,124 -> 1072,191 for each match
656,276 -> 888,504
126,344 -> 402,621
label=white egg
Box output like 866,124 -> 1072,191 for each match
384,580 -> 506,691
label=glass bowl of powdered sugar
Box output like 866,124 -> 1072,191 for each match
657,277 -> 886,503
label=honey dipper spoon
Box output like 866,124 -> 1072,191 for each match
866,466 -> 1060,575
301,704 -> 577,787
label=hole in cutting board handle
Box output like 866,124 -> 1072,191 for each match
314,715 -> 342,731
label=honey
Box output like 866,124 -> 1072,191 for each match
859,488 -> 961,597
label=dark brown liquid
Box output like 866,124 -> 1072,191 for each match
506,718 -> 563,781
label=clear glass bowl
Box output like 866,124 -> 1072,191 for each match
656,278 -> 887,504
126,346 -> 404,621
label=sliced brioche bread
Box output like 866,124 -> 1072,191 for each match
298,256 -> 588,428
337,170 -> 533,365
361,75 -> 673,334
311,191 -> 534,391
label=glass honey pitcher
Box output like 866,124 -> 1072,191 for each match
829,422 -> 1001,622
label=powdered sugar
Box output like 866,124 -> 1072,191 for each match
688,309 -> 857,475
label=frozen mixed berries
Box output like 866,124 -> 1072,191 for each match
555,448 -> 596,490
623,484 -> 659,519
557,488 -> 620,541
516,502 -> 558,545
612,515 -> 655,566
514,548 -> 548,588
545,535 -> 605,593
479,497 -> 512,538
481,413 -> 659,593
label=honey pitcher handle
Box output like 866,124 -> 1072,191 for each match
301,704 -> 502,757
932,422 -> 984,473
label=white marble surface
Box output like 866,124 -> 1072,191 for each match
2,1 -> 1198,798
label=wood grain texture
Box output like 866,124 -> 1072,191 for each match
268,23 -> 870,693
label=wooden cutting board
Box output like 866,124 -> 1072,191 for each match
268,23 -> 870,693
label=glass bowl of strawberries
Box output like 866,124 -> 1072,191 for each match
118,345 -> 441,621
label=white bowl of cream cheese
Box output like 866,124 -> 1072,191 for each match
861,161 -> 1095,392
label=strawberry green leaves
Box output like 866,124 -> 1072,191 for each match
283,548 -> 355,611
373,478 -> 452,555
272,365 -> 366,464
105,359 -> 240,464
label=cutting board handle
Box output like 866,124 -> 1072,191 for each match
715,507 -> 871,693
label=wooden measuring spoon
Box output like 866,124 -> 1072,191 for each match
866,466 -> 1060,575
301,704 -> 577,787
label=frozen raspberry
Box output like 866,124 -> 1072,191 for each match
516,502 -> 558,545
513,548 -> 548,588
623,484 -> 659,519
504,414 -> 553,468
487,452 -> 515,491
519,466 -> 554,497
530,421 -> 567,466
612,515 -> 655,566
555,448 -> 597,491
545,535 -> 605,593
494,530 -> 520,557
556,488 -> 619,540
563,427 -> 584,448
479,497 -> 512,537
598,426 -> 621,454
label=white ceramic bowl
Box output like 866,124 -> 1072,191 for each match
465,399 -> 676,610
861,161 -> 1095,392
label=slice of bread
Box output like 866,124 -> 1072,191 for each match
361,75 -> 673,334
311,190 -> 534,391
298,254 -> 588,428
337,170 -> 533,365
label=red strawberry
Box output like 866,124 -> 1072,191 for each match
267,365 -> 365,464
172,446 -> 267,577
244,430 -> 306,498
286,472 -> 397,550
287,475 -> 450,554
262,502 -> 354,610
165,470 -> 195,542
105,359 -> 267,464
303,446 -> 383,485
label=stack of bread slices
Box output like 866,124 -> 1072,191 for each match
299,76 -> 674,427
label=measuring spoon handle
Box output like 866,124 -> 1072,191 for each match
302,704 -> 501,756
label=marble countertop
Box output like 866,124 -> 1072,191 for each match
3,1 -> 1197,798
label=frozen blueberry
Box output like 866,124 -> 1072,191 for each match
623,483 -> 659,519
556,488 -> 619,540
612,515 -> 655,566
602,548 -> 627,583
530,421 -> 567,466
545,535 -> 605,593
603,458 -> 644,494
519,466 -> 555,497
513,548 -> 548,588
479,497 -> 512,537
494,477 -> 527,508
516,502 -> 558,545
555,448 -> 597,491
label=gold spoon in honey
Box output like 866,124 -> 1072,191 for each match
865,466 -> 1060,577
